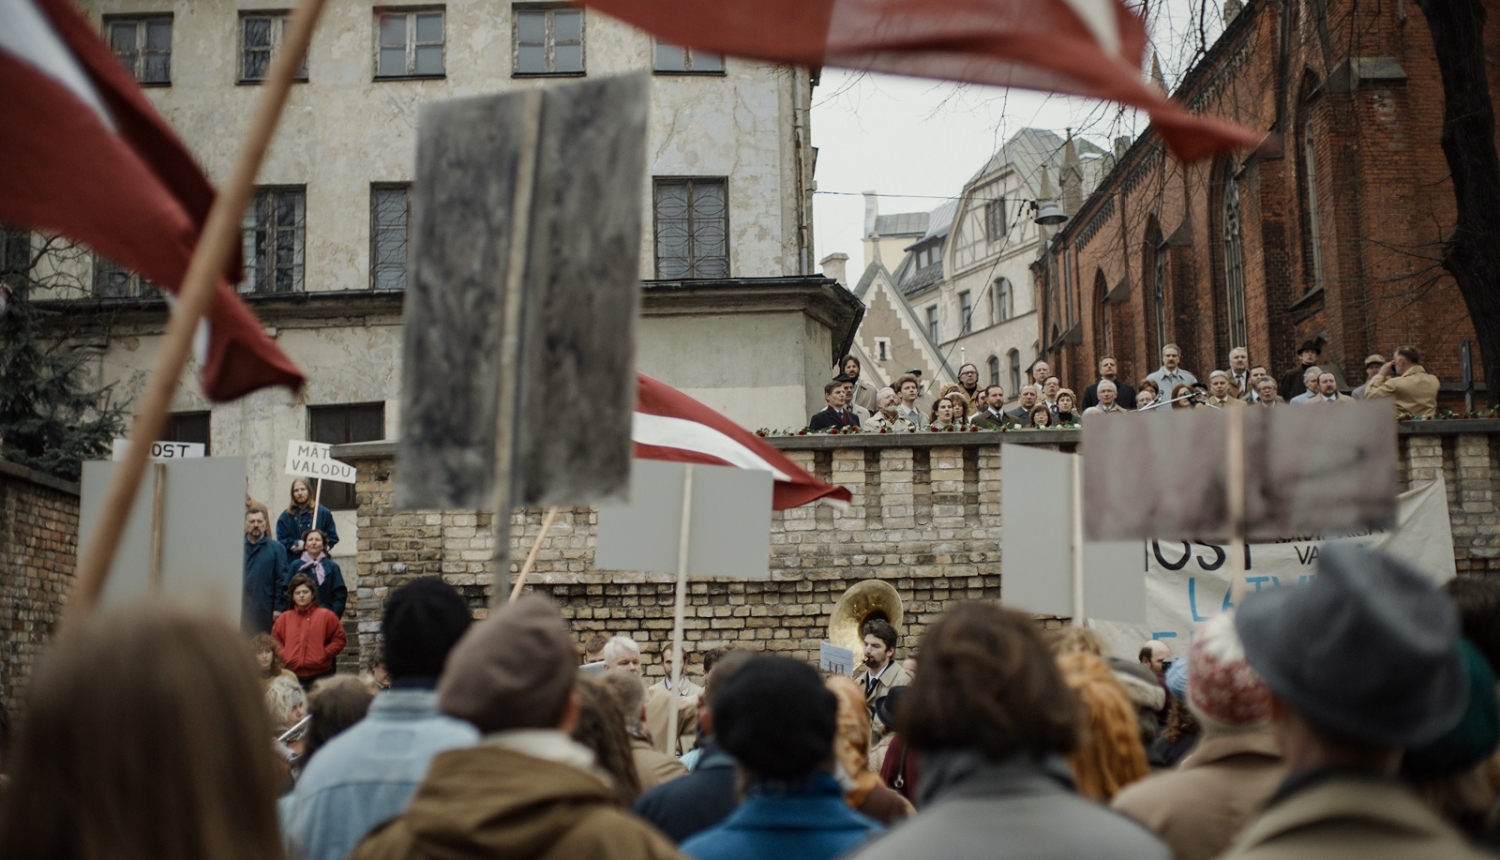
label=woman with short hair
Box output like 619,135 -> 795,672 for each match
292,529 -> 347,618
1029,404 -> 1053,428
0,606 -> 285,860
1056,389 -> 1078,425
928,397 -> 959,430
254,632 -> 301,689
273,573 -> 347,691
277,477 -> 339,560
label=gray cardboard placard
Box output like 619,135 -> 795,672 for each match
595,460 -> 773,580
79,457 -> 244,625
1001,444 -> 1073,617
1082,539 -> 1147,624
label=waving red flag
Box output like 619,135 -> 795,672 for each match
0,0 -> 304,401
634,374 -> 852,510
583,0 -> 1262,163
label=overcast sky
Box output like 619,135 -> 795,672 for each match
809,2 -> 1229,270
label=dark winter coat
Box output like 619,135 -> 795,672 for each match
293,554 -> 348,618
277,504 -> 339,557
242,534 -> 287,633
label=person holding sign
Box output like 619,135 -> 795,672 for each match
273,573 -> 347,691
277,477 -> 339,559
293,530 -> 347,619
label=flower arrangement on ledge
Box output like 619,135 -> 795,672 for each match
755,422 -> 1079,438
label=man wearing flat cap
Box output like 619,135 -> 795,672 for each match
349,596 -> 679,860
1218,543 -> 1489,860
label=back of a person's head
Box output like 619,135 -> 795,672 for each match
382,577 -> 473,680
714,656 -> 837,780
598,669 -> 647,724
1445,577 -> 1500,674
0,606 -> 282,860
900,602 -> 1080,761
570,677 -> 641,805
304,675 -> 375,761
705,649 -> 755,706
1058,652 -> 1150,800
1050,626 -> 1106,658
438,595 -> 576,734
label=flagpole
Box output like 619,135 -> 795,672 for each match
66,0 -> 329,626
509,505 -> 561,602
667,464 -> 694,753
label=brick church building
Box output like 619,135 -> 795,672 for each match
1036,0 -> 1490,404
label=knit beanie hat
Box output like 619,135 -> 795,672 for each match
714,656 -> 837,779
439,595 -> 577,734
383,577 -> 473,679
1186,611 -> 1271,729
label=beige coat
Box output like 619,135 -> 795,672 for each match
644,686 -> 699,756
1218,772 -> 1490,860
851,661 -> 913,745
630,737 -> 688,791
1110,730 -> 1286,860
1362,364 -> 1440,418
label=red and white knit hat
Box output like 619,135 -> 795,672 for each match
1187,611 -> 1272,728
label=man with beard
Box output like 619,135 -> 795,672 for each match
851,619 -> 913,747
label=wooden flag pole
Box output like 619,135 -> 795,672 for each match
509,505 -> 561,602
667,464 -> 695,752
66,0 -> 329,626
1226,404 -> 1248,609
313,477 -> 323,523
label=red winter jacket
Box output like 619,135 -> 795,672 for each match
272,603 -> 346,677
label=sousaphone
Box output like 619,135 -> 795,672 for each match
828,579 -> 904,654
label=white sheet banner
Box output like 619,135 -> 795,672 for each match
1092,475 -> 1456,658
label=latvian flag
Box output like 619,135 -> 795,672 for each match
0,0 -> 304,401
581,0 -> 1263,163
634,374 -> 853,510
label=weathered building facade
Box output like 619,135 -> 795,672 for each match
1038,0 -> 1488,399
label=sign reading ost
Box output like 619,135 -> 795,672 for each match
283,440 -> 357,484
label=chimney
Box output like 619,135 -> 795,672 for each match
862,191 -> 880,239
1223,0 -> 1243,24
821,252 -> 850,287
1114,135 -> 1132,159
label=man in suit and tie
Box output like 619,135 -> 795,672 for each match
1007,384 -> 1039,426
851,618 -> 913,746
809,381 -> 860,431
1307,371 -> 1354,404
973,385 -> 1013,429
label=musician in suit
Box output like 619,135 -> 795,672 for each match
809,381 -> 861,431
851,619 -> 914,747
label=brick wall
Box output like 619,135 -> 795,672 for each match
0,461 -> 79,709
339,423 -> 1500,679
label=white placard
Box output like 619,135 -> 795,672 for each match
284,440 -> 357,484
819,641 -> 855,676
112,439 -> 205,461
595,460 -> 773,579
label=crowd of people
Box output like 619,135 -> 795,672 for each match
810,342 -> 1443,431
5,541 -> 1500,860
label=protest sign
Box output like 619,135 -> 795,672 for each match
79,457 -> 245,625
1090,476 -> 1455,658
820,642 -> 855,676
112,439 -> 205,461
284,439 -> 356,484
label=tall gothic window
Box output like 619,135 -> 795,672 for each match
1007,349 -> 1021,394
1143,219 -> 1165,361
1300,93 -> 1325,292
1222,160 -> 1248,351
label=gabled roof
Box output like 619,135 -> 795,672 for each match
966,127 -> 1108,198
916,199 -> 958,243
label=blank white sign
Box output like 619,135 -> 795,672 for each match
595,460 -> 773,579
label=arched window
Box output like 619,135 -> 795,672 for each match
1143,218 -> 1165,361
1092,270 -> 1110,359
987,355 -> 1001,387
993,277 -> 1012,323
1299,79 -> 1324,293
1008,349 -> 1022,394
1222,159 -> 1248,351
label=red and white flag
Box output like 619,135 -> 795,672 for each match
634,374 -> 853,510
582,0 -> 1263,163
0,0 -> 305,401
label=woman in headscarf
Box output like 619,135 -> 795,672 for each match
826,675 -> 915,825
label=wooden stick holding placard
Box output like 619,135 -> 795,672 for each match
509,505 -> 561,602
666,465 -> 695,750
313,478 -> 323,522
67,0 -> 328,626
1226,402 -> 1248,607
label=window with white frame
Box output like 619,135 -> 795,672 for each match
1008,349 -> 1021,394
959,290 -> 973,334
994,277 -> 1012,323
240,12 -> 309,83
875,338 -> 891,362
988,355 -> 1000,386
241,186 -> 306,294
371,184 -> 411,290
654,40 -> 723,74
376,9 -> 445,78
926,306 -> 939,343
514,6 -> 584,76
106,16 -> 172,85
984,198 -> 1007,242
94,257 -> 155,298
653,177 -> 728,278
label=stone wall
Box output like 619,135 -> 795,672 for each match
0,461 -> 79,708
337,423 -> 1500,679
